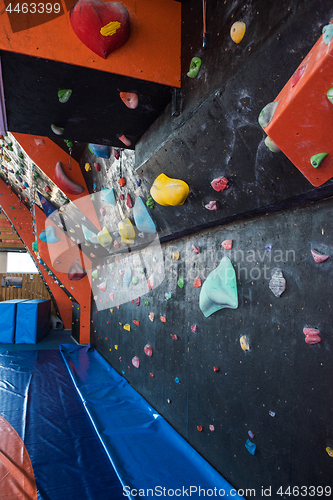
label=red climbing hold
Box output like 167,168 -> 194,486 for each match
191,325 -> 197,332
94,162 -> 101,172
197,425 -> 203,432
193,276 -> 201,288
113,148 -> 120,160
118,177 -> 126,187
150,372 -> 154,377
118,135 -> 131,147
160,316 -> 166,323
213,366 -> 219,372
44,186 -> 51,193
211,176 -> 229,191
136,297 -> 140,306
109,293 -> 114,301
147,275 -> 154,291
192,245 -> 200,254
119,194 -> 124,200
222,239 -> 233,250
170,334 -> 178,340
119,92 -> 138,109
144,343 -> 153,357
97,282 -> 106,292
126,193 -> 133,208
133,320 -> 139,325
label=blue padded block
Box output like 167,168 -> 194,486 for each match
0,299 -> 28,343
15,299 -> 51,344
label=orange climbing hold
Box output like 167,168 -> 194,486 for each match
120,92 -> 139,109
193,276 -> 201,288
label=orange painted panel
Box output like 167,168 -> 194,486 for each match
0,0 -> 181,87
264,30 -> 333,187
12,132 -> 100,230
35,205 -> 91,343
0,177 -> 73,331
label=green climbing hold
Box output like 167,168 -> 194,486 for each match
10,206 -> 15,210
32,241 -> 38,252
92,269 -> 98,279
146,195 -> 155,209
139,267 -> 145,274
187,57 -> 202,78
165,292 -> 172,300
258,101 -> 279,129
199,256 -> 238,318
33,173 -> 39,179
64,139 -> 74,148
51,124 -> 64,135
58,89 -> 72,103
310,152 -> 328,168
264,136 -> 280,153
17,153 -> 24,159
109,263 -> 113,271
327,87 -> 333,104
178,276 -> 184,289
145,299 -> 149,305
132,276 -> 138,286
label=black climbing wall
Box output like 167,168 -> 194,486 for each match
91,196 -> 333,495
1,51 -> 172,148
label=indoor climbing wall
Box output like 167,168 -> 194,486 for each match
91,196 -> 333,494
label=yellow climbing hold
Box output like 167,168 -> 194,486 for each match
118,217 -> 135,245
97,226 -> 112,247
85,163 -> 91,171
172,250 -> 180,260
326,447 -> 333,457
240,335 -> 250,351
100,21 -> 121,37
110,309 -> 113,313
119,322 -> 123,326
150,173 -> 189,206
123,324 -> 131,331
230,21 -> 246,43
115,345 -> 118,349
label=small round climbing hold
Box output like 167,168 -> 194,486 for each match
160,316 -> 166,323
240,335 -> 250,351
264,136 -> 280,153
209,425 -> 215,431
58,89 -> 72,103
310,152 -> 328,168
205,201 -> 217,211
213,366 -> 219,372
248,430 -> 255,439
222,239 -> 232,250
230,21 -> 246,43
172,251 -> 180,260
119,92 -> 139,109
150,373 -> 154,377
174,377 -> 180,384
94,162 -> 101,172
197,425 -> 203,432
118,177 -> 126,187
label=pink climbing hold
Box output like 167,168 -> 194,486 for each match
119,194 -> 124,201
211,176 -> 229,191
192,245 -> 200,254
303,327 -> 321,344
109,293 -> 114,301
205,201 -> 217,211
191,324 -> 197,332
126,193 -> 133,208
136,297 -> 140,306
170,334 -> 178,340
209,425 -> 215,431
94,162 -> 101,172
144,343 -> 153,357
114,240 -> 119,248
120,92 -> 139,109
311,249 -> 329,263
291,65 -> 306,88
118,134 -> 131,147
222,239 -> 233,250
97,282 -> 106,292
132,356 -> 140,368
100,207 -> 105,216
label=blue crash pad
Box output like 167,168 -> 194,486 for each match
0,299 -> 28,343
15,299 -> 51,344
60,344 -> 243,499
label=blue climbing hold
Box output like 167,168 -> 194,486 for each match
133,196 -> 156,234
88,143 -> 110,159
245,439 -> 256,455
39,226 -> 60,243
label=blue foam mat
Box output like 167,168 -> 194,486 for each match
0,350 -> 124,500
60,344 -> 242,499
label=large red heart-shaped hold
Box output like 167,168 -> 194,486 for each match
70,0 -> 131,59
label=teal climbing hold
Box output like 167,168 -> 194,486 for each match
322,24 -> 333,45
327,87 -> 333,104
82,224 -> 98,244
39,226 -> 60,244
165,292 -> 172,300
133,196 -> 156,234
187,57 -> 202,78
310,152 -> 328,168
258,101 -> 279,129
101,188 -> 116,206
88,144 -> 110,159
199,256 -> 238,318
123,267 -> 132,287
